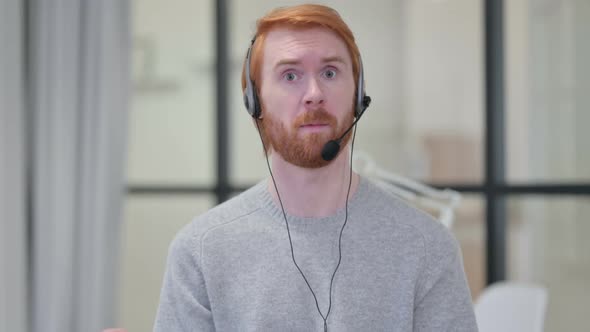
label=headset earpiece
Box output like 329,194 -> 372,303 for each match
244,38 -> 262,119
354,56 -> 371,118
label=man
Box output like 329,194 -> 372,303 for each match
154,4 -> 477,331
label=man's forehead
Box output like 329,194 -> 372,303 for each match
262,26 -> 351,66
274,55 -> 347,67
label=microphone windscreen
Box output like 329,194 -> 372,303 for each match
321,140 -> 341,161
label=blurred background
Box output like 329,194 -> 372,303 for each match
1,0 -> 589,331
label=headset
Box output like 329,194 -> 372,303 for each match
243,38 -> 371,120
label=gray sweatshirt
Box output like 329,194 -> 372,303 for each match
154,177 -> 478,331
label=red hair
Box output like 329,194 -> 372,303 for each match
241,4 -> 360,98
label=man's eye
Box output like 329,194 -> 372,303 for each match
323,69 -> 337,79
284,72 -> 298,81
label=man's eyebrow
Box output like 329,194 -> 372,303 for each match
321,56 -> 346,65
273,56 -> 347,70
274,58 -> 301,69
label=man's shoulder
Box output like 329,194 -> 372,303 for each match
170,181 -> 266,253
362,177 -> 458,251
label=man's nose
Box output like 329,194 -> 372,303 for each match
303,77 -> 325,107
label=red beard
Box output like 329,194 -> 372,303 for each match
259,108 -> 354,168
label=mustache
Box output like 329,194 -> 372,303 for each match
293,109 -> 337,127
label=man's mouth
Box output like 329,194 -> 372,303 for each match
300,123 -> 328,128
299,123 -> 330,133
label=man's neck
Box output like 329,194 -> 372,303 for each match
266,149 -> 360,218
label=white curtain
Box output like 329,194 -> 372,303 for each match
0,0 -> 28,331
1,0 -> 130,331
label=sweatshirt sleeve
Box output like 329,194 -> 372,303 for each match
153,224 -> 215,332
413,227 -> 479,332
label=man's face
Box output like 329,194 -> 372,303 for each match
258,26 -> 356,168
